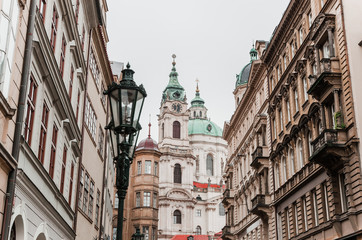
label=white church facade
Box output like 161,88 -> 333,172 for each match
157,56 -> 227,240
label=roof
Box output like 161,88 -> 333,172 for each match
188,119 -> 223,137
235,62 -> 252,88
170,235 -> 210,240
136,137 -> 159,151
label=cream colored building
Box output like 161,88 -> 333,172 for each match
222,0 -> 362,239
0,0 -> 28,239
7,0 -> 115,239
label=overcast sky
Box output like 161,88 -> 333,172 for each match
107,0 -> 290,142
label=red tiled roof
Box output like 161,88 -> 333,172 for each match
170,235 -> 210,240
193,181 -> 225,189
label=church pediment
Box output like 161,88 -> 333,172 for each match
166,189 -> 192,200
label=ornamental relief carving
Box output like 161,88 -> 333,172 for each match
310,13 -> 336,42
287,72 -> 298,87
304,45 -> 315,62
295,59 -> 307,77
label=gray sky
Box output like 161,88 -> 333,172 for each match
107,0 -> 290,142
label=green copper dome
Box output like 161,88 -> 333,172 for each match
162,55 -> 186,103
235,46 -> 258,89
188,118 -> 223,137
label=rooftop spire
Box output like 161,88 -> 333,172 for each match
148,114 -> 151,138
196,78 -> 200,93
249,43 -> 257,62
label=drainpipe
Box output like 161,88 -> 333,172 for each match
1,0 -> 37,239
73,27 -> 93,232
99,83 -> 110,240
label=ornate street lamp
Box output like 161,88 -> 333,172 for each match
104,63 -> 146,240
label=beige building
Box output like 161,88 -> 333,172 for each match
0,0 -> 28,239
222,0 -> 362,239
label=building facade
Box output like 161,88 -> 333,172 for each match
6,0 -> 115,239
158,56 -> 228,240
222,0 -> 362,239
222,43 -> 271,240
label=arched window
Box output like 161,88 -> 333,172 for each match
206,154 -> 214,176
194,111 -> 196,117
174,164 -> 182,183
196,226 -> 201,235
173,121 -> 180,139
173,210 -> 181,224
289,148 -> 295,176
297,139 -> 304,169
199,111 -> 202,118
282,156 -> 287,183
115,193 -> 119,208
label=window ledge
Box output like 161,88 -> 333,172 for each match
0,91 -> 16,117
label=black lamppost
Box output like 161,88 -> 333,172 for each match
104,63 -> 146,240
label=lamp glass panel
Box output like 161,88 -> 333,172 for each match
132,92 -> 145,129
120,89 -> 136,126
110,90 -> 120,127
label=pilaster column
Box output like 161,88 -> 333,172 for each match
328,28 -> 335,58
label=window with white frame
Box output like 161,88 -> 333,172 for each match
143,192 -> 150,207
196,209 -> 201,217
294,88 -> 299,113
312,190 -> 319,226
153,192 -> 157,208
89,48 -> 100,87
303,77 -> 308,102
136,192 -> 141,207
289,148 -> 295,176
282,156 -> 287,183
85,97 -> 97,140
279,109 -> 284,132
137,161 -> 142,174
275,163 -> 280,189
145,160 -> 151,174
98,126 -> 104,156
154,162 -> 158,176
299,27 -> 304,45
297,139 -> 304,169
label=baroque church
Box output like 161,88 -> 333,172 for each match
157,55 -> 228,240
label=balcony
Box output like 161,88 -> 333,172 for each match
222,189 -> 234,206
250,146 -> 269,172
250,194 -> 270,219
308,58 -> 341,102
221,225 -> 232,240
309,129 -> 348,170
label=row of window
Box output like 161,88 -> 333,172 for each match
277,175 -> 347,239
137,160 -> 158,175
271,76 -> 310,140
24,76 -> 76,205
79,167 -> 101,226
134,191 -> 158,208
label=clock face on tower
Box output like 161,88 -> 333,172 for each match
172,103 -> 182,113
